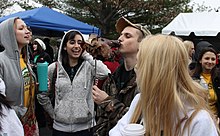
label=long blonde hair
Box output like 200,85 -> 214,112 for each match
133,34 -> 217,136
183,40 -> 194,54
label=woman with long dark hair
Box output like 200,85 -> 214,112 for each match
37,30 -> 110,136
192,47 -> 220,121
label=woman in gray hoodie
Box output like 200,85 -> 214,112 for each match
37,30 -> 110,136
0,43 -> 24,136
0,17 -> 39,135
0,17 -> 31,108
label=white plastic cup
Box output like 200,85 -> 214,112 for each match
121,124 -> 145,136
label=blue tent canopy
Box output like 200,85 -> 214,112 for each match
0,6 -> 100,37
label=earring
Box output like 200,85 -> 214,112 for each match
64,47 -> 66,50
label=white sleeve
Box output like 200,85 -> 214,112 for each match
1,107 -> 24,136
189,110 -> 218,136
109,93 -> 140,136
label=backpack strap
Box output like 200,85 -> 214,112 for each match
52,62 -> 58,89
50,62 -> 57,107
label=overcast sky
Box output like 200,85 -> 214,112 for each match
2,0 -> 220,17
189,0 -> 220,11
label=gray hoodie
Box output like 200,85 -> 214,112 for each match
38,30 -> 111,132
0,17 -> 24,106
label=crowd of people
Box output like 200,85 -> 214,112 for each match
0,15 -> 219,136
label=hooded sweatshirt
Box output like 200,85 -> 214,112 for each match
37,30 -> 111,132
0,17 -> 24,106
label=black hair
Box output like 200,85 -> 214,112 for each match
33,41 -> 44,54
43,38 -> 50,45
192,47 -> 217,77
61,31 -> 84,67
0,43 -> 5,52
0,42 -> 4,52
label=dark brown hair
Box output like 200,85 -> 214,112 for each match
61,30 -> 84,67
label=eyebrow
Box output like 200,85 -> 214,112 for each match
16,24 -> 27,29
122,32 -> 133,36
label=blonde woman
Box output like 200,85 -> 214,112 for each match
183,40 -> 195,64
110,34 -> 219,136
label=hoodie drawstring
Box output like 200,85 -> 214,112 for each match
84,64 -> 87,89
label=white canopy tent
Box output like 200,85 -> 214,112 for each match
162,12 -> 220,36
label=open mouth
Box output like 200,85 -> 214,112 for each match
206,64 -> 214,68
71,49 -> 81,54
24,35 -> 29,39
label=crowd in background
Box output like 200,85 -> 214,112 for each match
0,15 -> 219,136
